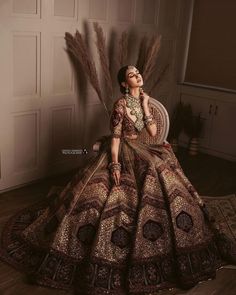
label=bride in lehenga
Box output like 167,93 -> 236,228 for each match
0,65 -> 236,295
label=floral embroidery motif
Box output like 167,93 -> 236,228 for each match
146,263 -> 161,284
111,226 -> 130,248
77,224 -> 96,245
110,99 -> 124,138
111,272 -> 122,287
96,265 -> 110,288
176,211 -> 193,232
143,220 -> 164,241
111,108 -> 123,127
110,98 -> 140,138
161,257 -> 175,280
129,265 -> 144,284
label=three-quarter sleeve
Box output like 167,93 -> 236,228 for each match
110,100 -> 124,138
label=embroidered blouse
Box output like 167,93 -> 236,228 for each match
110,98 -> 141,138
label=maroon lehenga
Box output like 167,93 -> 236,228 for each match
1,98 -> 236,294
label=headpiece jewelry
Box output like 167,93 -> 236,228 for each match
127,65 -> 135,69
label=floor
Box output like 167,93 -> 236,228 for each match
176,148 -> 236,196
0,148 -> 236,295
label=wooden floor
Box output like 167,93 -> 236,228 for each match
177,148 -> 236,196
1,149 -> 236,294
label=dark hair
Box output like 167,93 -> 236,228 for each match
117,65 -> 129,94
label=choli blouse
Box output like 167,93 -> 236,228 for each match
110,98 -> 141,138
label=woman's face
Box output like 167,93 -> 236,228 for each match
124,66 -> 143,88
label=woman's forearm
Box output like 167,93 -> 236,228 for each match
146,123 -> 157,137
143,103 -> 151,117
111,137 -> 121,163
143,103 -> 157,137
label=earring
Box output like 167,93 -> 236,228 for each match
125,86 -> 129,98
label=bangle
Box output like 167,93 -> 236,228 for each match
143,114 -> 154,125
144,118 -> 155,126
144,114 -> 153,120
108,162 -> 121,173
144,118 -> 153,124
145,120 -> 156,127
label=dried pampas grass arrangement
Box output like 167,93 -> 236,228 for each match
118,31 -> 128,68
65,23 -> 167,115
93,22 -> 113,104
65,30 -> 109,116
136,34 -> 148,74
142,35 -> 162,82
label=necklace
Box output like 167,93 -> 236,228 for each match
125,94 -> 144,131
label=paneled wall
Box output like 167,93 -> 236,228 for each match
0,0 -> 185,191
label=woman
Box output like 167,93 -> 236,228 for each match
1,65 -> 235,294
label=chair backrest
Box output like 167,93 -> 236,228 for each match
138,97 -> 170,145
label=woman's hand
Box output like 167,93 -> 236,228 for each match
140,88 -> 150,107
110,137 -> 121,185
112,170 -> 121,186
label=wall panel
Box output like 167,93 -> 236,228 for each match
89,0 -> 108,21
13,32 -> 40,97
14,112 -> 39,172
53,36 -> 73,95
54,0 -> 76,17
12,0 -> 38,15
50,106 -> 74,162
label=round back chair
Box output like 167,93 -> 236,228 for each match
93,98 -> 170,152
137,97 -> 169,145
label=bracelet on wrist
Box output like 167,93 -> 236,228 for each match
144,114 -> 153,120
146,120 -> 156,126
108,162 -> 121,172
144,118 -> 153,123
145,119 -> 156,126
144,113 -> 155,125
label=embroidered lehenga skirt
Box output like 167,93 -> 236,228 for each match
1,136 -> 236,294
